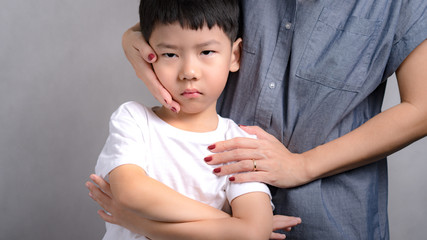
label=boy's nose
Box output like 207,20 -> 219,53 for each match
179,70 -> 197,80
179,58 -> 200,80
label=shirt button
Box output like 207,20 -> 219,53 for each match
269,82 -> 276,89
285,22 -> 292,30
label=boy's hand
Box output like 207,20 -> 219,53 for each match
86,174 -> 152,235
270,215 -> 302,239
122,23 -> 180,113
86,174 -> 148,234
86,174 -> 117,224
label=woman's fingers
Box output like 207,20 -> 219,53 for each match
122,23 -> 181,113
228,171 -> 270,184
240,125 -> 278,141
207,136 -> 259,153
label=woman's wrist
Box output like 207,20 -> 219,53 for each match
298,147 -> 323,185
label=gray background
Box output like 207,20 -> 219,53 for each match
1,0 -> 425,239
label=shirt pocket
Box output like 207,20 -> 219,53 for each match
296,7 -> 381,92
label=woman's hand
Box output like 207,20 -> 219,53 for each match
122,23 -> 180,113
205,125 -> 312,188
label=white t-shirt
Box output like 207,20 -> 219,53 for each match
95,101 -> 272,240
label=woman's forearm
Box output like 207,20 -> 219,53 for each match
304,102 -> 426,181
303,40 -> 427,182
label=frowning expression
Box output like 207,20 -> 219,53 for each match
149,23 -> 241,115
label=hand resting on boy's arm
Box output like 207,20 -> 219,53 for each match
87,173 -> 301,240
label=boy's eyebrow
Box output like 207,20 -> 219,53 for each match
156,43 -> 179,49
195,40 -> 221,48
156,40 -> 221,49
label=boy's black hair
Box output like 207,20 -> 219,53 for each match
139,0 -> 240,42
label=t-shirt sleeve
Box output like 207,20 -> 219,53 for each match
95,102 -> 148,179
385,1 -> 427,77
225,181 -> 273,210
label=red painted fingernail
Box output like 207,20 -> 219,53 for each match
213,167 -> 221,173
148,53 -> 155,61
229,176 -> 235,181
164,99 -> 168,104
171,107 -> 177,113
208,144 -> 216,150
204,156 -> 212,162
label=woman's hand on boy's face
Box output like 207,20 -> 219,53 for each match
205,125 -> 311,188
122,23 -> 181,113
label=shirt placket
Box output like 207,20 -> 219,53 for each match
254,1 -> 295,130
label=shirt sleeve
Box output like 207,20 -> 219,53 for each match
385,1 -> 427,77
225,181 -> 274,210
95,102 -> 148,179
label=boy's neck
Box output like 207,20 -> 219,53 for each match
153,106 -> 219,133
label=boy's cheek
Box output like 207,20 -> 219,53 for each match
153,64 -> 177,82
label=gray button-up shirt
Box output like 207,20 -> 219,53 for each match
218,0 -> 427,239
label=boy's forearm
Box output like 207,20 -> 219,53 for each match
142,193 -> 272,240
145,217 -> 268,240
108,165 -> 273,239
124,215 -> 265,240
109,164 -> 229,222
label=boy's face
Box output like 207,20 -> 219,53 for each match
149,23 -> 241,115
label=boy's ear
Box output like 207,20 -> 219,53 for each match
229,38 -> 242,72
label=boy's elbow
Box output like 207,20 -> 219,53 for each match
114,188 -> 138,210
114,184 -> 150,212
109,165 -> 152,212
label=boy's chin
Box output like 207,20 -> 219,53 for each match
179,104 -> 215,115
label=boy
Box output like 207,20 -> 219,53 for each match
94,0 -> 276,239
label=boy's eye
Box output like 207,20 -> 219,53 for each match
163,53 -> 177,58
201,50 -> 215,56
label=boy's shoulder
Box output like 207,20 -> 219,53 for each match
116,101 -> 148,113
112,101 -> 152,119
109,101 -> 159,129
219,115 -> 256,140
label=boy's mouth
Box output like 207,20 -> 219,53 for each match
181,88 -> 202,98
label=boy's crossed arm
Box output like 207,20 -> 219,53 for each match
105,164 -> 273,239
109,164 -> 229,222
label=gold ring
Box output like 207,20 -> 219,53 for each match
252,160 -> 257,172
